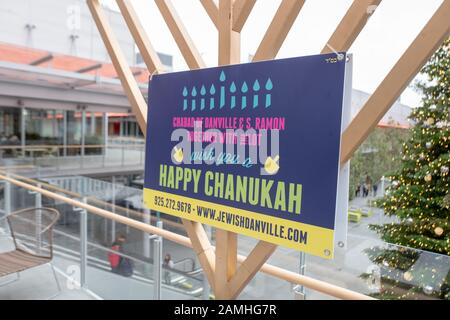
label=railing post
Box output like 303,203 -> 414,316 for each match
153,220 -> 163,300
293,251 -> 307,300
56,148 -> 60,171
143,208 -> 152,276
202,224 -> 211,300
35,183 -> 42,253
125,201 -> 130,234
4,178 -> 11,216
111,176 -> 116,243
143,208 -> 151,257
121,145 -> 125,167
80,196 -> 88,288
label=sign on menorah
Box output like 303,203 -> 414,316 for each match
143,53 -> 347,259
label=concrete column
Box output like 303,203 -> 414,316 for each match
52,110 -> 57,138
102,113 -> 108,152
81,110 -> 86,154
63,110 -> 67,157
20,107 -> 26,157
90,112 -> 96,135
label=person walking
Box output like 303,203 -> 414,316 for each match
365,174 -> 373,197
373,183 -> 378,197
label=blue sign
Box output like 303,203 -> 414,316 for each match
143,53 -> 347,259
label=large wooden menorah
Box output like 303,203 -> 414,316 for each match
87,0 -> 450,299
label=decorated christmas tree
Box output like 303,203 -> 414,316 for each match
364,37 -> 450,299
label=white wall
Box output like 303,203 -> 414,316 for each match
0,0 -> 136,64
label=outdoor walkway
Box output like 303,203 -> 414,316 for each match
0,237 -> 93,300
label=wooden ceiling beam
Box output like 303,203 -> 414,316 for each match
252,0 -> 306,62
117,0 -> 165,74
155,0 -> 206,69
341,1 -> 450,163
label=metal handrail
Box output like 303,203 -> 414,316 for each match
0,173 -> 374,300
172,257 -> 196,272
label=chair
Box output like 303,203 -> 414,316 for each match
0,207 -> 61,298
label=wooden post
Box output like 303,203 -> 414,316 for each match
215,0 -> 240,299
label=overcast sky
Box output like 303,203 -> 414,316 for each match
103,0 -> 444,107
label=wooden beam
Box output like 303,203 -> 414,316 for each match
215,0 -> 240,292
341,0 -> 450,163
182,220 -> 216,290
116,0 -> 164,74
228,241 -> 277,299
155,0 -> 206,69
87,0 -> 147,135
200,0 -> 219,29
218,0 -> 241,66
322,0 -> 382,54
252,0 -> 305,62
232,0 -> 256,32
151,0 -> 218,295
216,0 -> 280,299
214,0 -> 240,299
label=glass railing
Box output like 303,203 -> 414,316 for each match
0,172 -> 449,300
0,176 -> 205,300
0,144 -> 145,176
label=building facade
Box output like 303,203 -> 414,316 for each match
0,0 -> 172,155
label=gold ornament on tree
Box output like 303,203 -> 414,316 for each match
403,271 -> 413,281
434,227 -> 444,236
426,117 -> 435,125
424,174 -> 432,182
